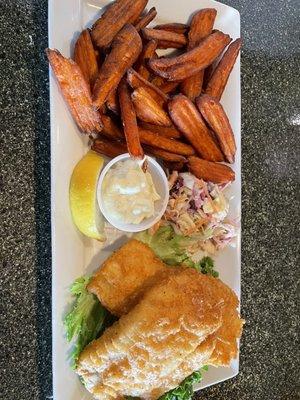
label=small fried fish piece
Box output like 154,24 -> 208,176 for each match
88,239 -> 167,316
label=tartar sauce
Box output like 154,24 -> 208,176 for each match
102,159 -> 160,224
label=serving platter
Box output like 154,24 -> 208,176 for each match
49,0 -> 241,399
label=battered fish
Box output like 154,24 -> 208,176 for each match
88,239 -> 168,316
77,268 -> 240,399
88,239 -> 243,369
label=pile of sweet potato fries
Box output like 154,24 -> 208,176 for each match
47,0 -> 241,184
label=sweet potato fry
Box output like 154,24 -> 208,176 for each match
205,38 -> 242,100
142,28 -> 187,48
181,9 -> 216,100
135,7 -> 157,31
135,39 -> 157,79
46,49 -> 102,134
74,29 -> 99,90
151,76 -> 165,87
168,95 -> 224,162
91,0 -> 148,48
93,24 -> 142,109
131,87 -> 172,126
101,114 -> 123,140
196,94 -> 236,163
149,31 -> 231,81
127,68 -> 168,105
202,59 -> 218,90
106,89 -> 120,114
163,160 -> 186,171
118,78 -> 144,159
156,40 -> 186,50
143,146 -> 187,163
180,73 -> 204,101
151,77 -> 179,94
92,137 -> 127,158
158,81 -> 179,94
188,156 -> 235,183
139,122 -> 181,139
139,129 -> 195,156
188,8 -> 217,48
153,23 -> 188,35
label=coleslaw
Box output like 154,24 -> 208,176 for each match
160,171 -> 237,259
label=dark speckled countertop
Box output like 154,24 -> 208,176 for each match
0,1 -> 299,399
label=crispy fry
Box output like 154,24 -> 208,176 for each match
46,48 -> 102,134
139,121 -> 181,139
136,39 -> 158,79
151,77 -> 179,94
91,0 -> 148,48
181,9 -> 216,100
106,89 -> 120,114
92,137 -> 127,158
127,68 -> 168,105
135,7 -> 157,30
149,31 -> 231,81
153,23 -> 188,35
142,28 -> 187,49
159,81 -> 179,94
101,114 -> 123,140
188,156 -> 235,183
151,76 -> 165,86
156,40 -> 186,49
188,8 -> 217,48
118,78 -> 144,159
163,160 -> 186,171
168,95 -> 224,162
196,95 -> 236,163
202,59 -> 218,90
143,146 -> 187,163
74,29 -> 99,90
139,129 -> 195,156
131,87 -> 172,126
180,73 -> 204,101
93,24 -> 142,109
205,38 -> 242,100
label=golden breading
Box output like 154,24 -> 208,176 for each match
87,239 -> 167,316
207,298 -> 244,366
77,269 -> 233,399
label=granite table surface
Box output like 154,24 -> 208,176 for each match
0,0 -> 299,399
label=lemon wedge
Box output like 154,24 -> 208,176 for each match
69,150 -> 105,241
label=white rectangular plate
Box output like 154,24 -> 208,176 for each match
49,1 -> 241,399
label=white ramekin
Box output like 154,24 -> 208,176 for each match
97,153 -> 169,232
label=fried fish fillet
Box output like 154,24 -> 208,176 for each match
207,294 -> 244,366
78,269 -> 238,399
88,239 -> 168,316
88,239 -> 243,370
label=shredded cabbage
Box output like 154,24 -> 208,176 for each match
163,172 -> 237,255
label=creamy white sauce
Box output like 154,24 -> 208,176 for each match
102,159 -> 160,224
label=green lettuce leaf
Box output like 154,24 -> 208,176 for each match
159,366 -> 208,400
64,276 -> 107,368
136,226 -> 218,277
126,367 -> 208,400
